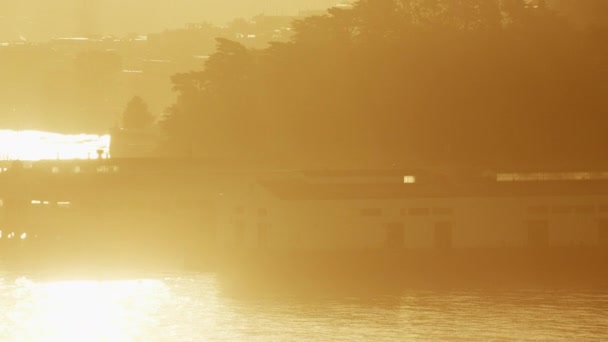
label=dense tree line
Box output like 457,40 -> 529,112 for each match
162,0 -> 608,169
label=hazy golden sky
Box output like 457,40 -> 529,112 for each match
0,0 -> 340,40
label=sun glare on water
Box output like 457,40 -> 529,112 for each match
0,130 -> 111,161
4,278 -> 168,342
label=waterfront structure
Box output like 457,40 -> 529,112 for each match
1,159 -> 607,254
221,169 -> 608,251
0,159 -> 608,286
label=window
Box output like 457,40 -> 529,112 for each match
552,205 -> 572,214
97,165 -> 119,173
385,223 -> 404,249
57,201 -> 72,209
527,205 -> 549,215
433,207 -> 453,215
403,175 -> 416,184
434,222 -> 453,250
360,208 -> 382,217
599,219 -> 608,247
97,166 -> 110,173
408,208 -> 430,216
527,220 -> 549,248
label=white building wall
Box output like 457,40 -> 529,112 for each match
214,180 -> 608,250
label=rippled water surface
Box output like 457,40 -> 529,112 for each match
0,273 -> 607,341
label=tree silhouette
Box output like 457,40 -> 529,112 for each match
122,96 -> 154,130
162,0 -> 608,169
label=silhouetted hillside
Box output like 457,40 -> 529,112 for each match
0,16 -> 303,133
0,0 -> 340,41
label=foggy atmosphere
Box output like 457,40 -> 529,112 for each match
0,0 -> 607,341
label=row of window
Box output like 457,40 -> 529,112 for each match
307,171 -> 608,184
386,221 -> 608,249
496,172 -> 608,182
50,165 -> 120,174
528,205 -> 608,215
229,219 -> 608,249
31,200 -> 72,208
0,231 -> 28,240
0,199 -> 73,208
360,207 -> 454,217
527,220 -> 608,247
386,222 -> 454,249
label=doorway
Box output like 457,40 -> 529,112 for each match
385,222 -> 404,249
434,221 -> 453,250
527,220 -> 549,248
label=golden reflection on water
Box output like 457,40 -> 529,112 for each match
4,278 -> 168,342
1,274 -> 607,341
